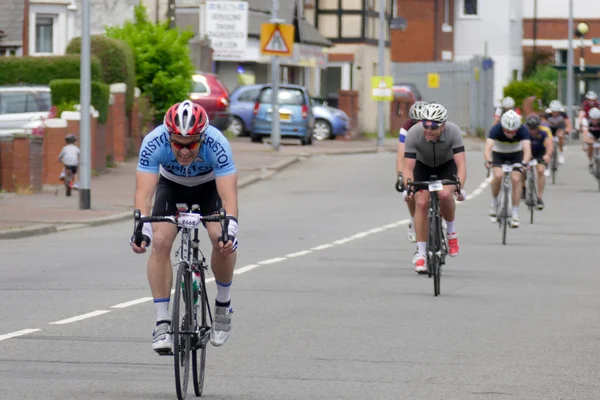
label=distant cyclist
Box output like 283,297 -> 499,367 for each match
484,110 -> 532,228
396,101 -> 428,256
581,107 -> 600,171
493,96 -> 521,125
545,100 -> 572,164
523,114 -> 553,210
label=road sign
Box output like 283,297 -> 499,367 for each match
371,76 -> 394,101
427,73 -> 440,89
260,23 -> 294,57
592,38 -> 600,54
205,1 -> 248,61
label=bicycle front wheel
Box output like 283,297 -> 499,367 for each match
432,255 -> 441,297
173,262 -> 193,400
501,185 -> 509,245
192,271 -> 209,397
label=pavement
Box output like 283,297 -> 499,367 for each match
0,143 -> 598,399
0,135 -> 484,240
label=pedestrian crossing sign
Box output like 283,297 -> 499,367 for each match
371,76 -> 394,101
260,23 -> 294,57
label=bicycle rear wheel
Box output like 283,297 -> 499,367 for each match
65,171 -> 72,197
192,270 -> 209,397
426,211 -> 441,296
551,149 -> 558,185
173,262 -> 192,400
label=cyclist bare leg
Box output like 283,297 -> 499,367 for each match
439,186 -> 460,256
413,190 -> 430,273
536,163 -> 546,209
510,170 -> 522,227
556,128 -> 566,163
489,167 -> 503,216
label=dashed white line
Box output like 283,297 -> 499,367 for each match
112,297 -> 153,309
258,257 -> 287,265
49,310 -> 110,325
0,329 -> 41,342
0,175 -> 492,343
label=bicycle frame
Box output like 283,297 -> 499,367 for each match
525,160 -> 538,224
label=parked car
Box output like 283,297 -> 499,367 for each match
228,84 -> 264,137
310,97 -> 350,140
250,84 -> 314,145
0,85 -> 55,135
188,72 -> 231,131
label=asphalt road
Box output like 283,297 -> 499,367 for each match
1,146 -> 599,400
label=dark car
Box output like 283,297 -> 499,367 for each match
188,72 -> 231,131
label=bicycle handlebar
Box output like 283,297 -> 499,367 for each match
405,177 -> 461,196
132,208 -> 229,247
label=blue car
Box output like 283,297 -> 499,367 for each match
228,84 -> 349,142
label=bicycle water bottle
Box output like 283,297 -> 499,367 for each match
181,272 -> 201,305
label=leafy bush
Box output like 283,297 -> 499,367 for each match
49,79 -> 110,124
54,100 -> 79,117
105,3 -> 195,123
503,78 -> 557,111
0,55 -> 101,85
66,35 -> 136,114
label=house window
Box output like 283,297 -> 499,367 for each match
463,0 -> 478,16
35,15 -> 54,53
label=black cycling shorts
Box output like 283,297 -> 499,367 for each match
492,151 -> 523,171
413,159 -> 457,182
152,176 -> 222,217
64,165 -> 78,174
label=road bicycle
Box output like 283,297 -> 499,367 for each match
524,159 -> 539,224
406,175 -> 460,297
495,162 -> 522,245
133,205 -> 229,399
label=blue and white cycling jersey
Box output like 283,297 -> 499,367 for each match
137,124 -> 236,187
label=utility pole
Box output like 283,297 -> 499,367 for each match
532,0 -> 538,73
270,0 -> 282,151
566,0 -> 574,122
376,0 -> 385,148
79,0 -> 91,209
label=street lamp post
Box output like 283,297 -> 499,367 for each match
575,21 -> 590,100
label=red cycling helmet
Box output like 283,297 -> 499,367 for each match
164,100 -> 210,139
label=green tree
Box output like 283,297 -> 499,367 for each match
105,3 -> 195,123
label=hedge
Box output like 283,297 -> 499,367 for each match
66,35 -> 135,114
0,55 -> 101,86
503,79 -> 557,112
49,79 -> 110,124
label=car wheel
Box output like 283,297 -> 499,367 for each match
250,133 -> 262,143
313,119 -> 333,141
228,116 -> 246,137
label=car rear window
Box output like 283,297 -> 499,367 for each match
191,81 -> 209,94
259,88 -> 305,106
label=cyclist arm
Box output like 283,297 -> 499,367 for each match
565,117 -> 573,133
522,140 -> 532,164
484,139 -> 495,163
402,158 -> 416,187
134,171 -> 158,216
543,135 -> 554,160
396,128 -> 408,174
402,130 -> 417,186
215,173 -> 239,219
454,151 -> 466,188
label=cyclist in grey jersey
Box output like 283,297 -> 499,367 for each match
403,103 -> 467,274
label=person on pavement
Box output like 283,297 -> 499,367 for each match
58,134 -> 80,190
403,103 -> 467,274
396,101 -> 428,262
130,100 -> 239,354
484,110 -> 532,228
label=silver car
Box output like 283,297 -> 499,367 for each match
0,86 -> 53,134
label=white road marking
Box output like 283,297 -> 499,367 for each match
1,175 -> 492,342
0,329 -> 41,342
49,310 -> 110,325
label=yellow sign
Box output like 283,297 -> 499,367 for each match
371,76 -> 394,101
427,73 -> 440,89
260,23 -> 294,57
474,67 -> 480,82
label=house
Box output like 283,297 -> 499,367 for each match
392,0 -> 523,106
522,0 -> 600,102
303,0 -> 394,134
174,0 -> 333,99
0,0 -> 137,57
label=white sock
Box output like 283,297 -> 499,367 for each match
491,196 -> 498,207
154,297 -> 170,323
512,206 -> 519,215
409,216 -> 415,226
446,220 -> 455,235
215,280 -> 232,305
417,242 -> 426,256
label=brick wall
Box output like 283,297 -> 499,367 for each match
111,87 -> 127,163
29,136 -> 43,192
12,135 -> 31,191
391,0 -> 454,63
42,120 -> 68,185
337,90 -> 359,138
0,135 -> 14,192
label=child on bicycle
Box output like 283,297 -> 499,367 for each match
58,134 -> 80,189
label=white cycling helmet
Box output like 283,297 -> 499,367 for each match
409,101 -> 429,121
589,107 -> 600,120
501,96 -> 515,109
545,108 -> 552,114
586,91 -> 598,101
549,100 -> 563,112
421,103 -> 448,123
500,110 -> 522,131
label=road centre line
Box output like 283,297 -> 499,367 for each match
0,176 -> 491,341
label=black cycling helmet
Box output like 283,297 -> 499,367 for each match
525,114 -> 541,129
65,134 -> 77,144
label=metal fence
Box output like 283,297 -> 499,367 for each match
391,56 -> 495,134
